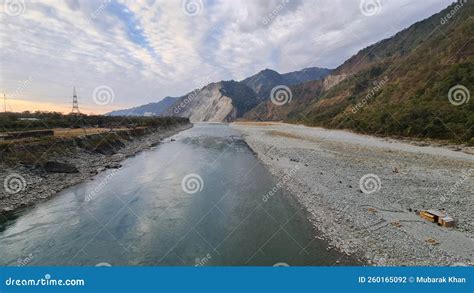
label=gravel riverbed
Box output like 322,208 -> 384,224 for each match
233,122 -> 474,266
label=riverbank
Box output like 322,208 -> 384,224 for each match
0,122 -> 192,219
233,122 -> 474,266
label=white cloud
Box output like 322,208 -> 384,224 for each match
0,0 -> 452,113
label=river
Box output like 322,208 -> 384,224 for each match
0,123 -> 357,266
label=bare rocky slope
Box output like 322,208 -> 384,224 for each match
162,81 -> 259,122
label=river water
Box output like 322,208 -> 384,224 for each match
0,123 -> 357,266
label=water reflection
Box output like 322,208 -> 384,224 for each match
0,123 -> 359,266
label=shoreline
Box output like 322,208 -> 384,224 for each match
234,121 -> 474,157
233,122 -> 474,266
0,123 -> 193,219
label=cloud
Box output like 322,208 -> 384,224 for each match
64,0 -> 81,11
0,0 -> 452,114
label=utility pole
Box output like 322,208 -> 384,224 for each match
71,86 -> 80,114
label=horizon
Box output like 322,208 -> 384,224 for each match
1,0 -> 452,114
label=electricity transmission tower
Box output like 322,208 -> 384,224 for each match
71,86 -> 81,114
69,87 -> 86,131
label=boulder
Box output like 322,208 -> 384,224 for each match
105,163 -> 122,169
42,161 -> 79,173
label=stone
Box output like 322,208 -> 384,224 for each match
42,161 -> 79,173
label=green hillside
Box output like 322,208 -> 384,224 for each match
246,1 -> 474,143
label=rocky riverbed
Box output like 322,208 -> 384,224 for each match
233,122 -> 474,266
0,123 -> 192,218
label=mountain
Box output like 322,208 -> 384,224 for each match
241,69 -> 286,98
163,66 -> 330,122
281,67 -> 332,85
243,80 -> 325,121
107,67 -> 330,122
241,67 -> 331,99
107,96 -> 178,116
244,1 -> 474,143
162,81 -> 259,122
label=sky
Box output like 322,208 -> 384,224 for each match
0,0 -> 453,114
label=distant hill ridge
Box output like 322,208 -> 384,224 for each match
107,96 -> 178,117
107,66 -> 331,121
